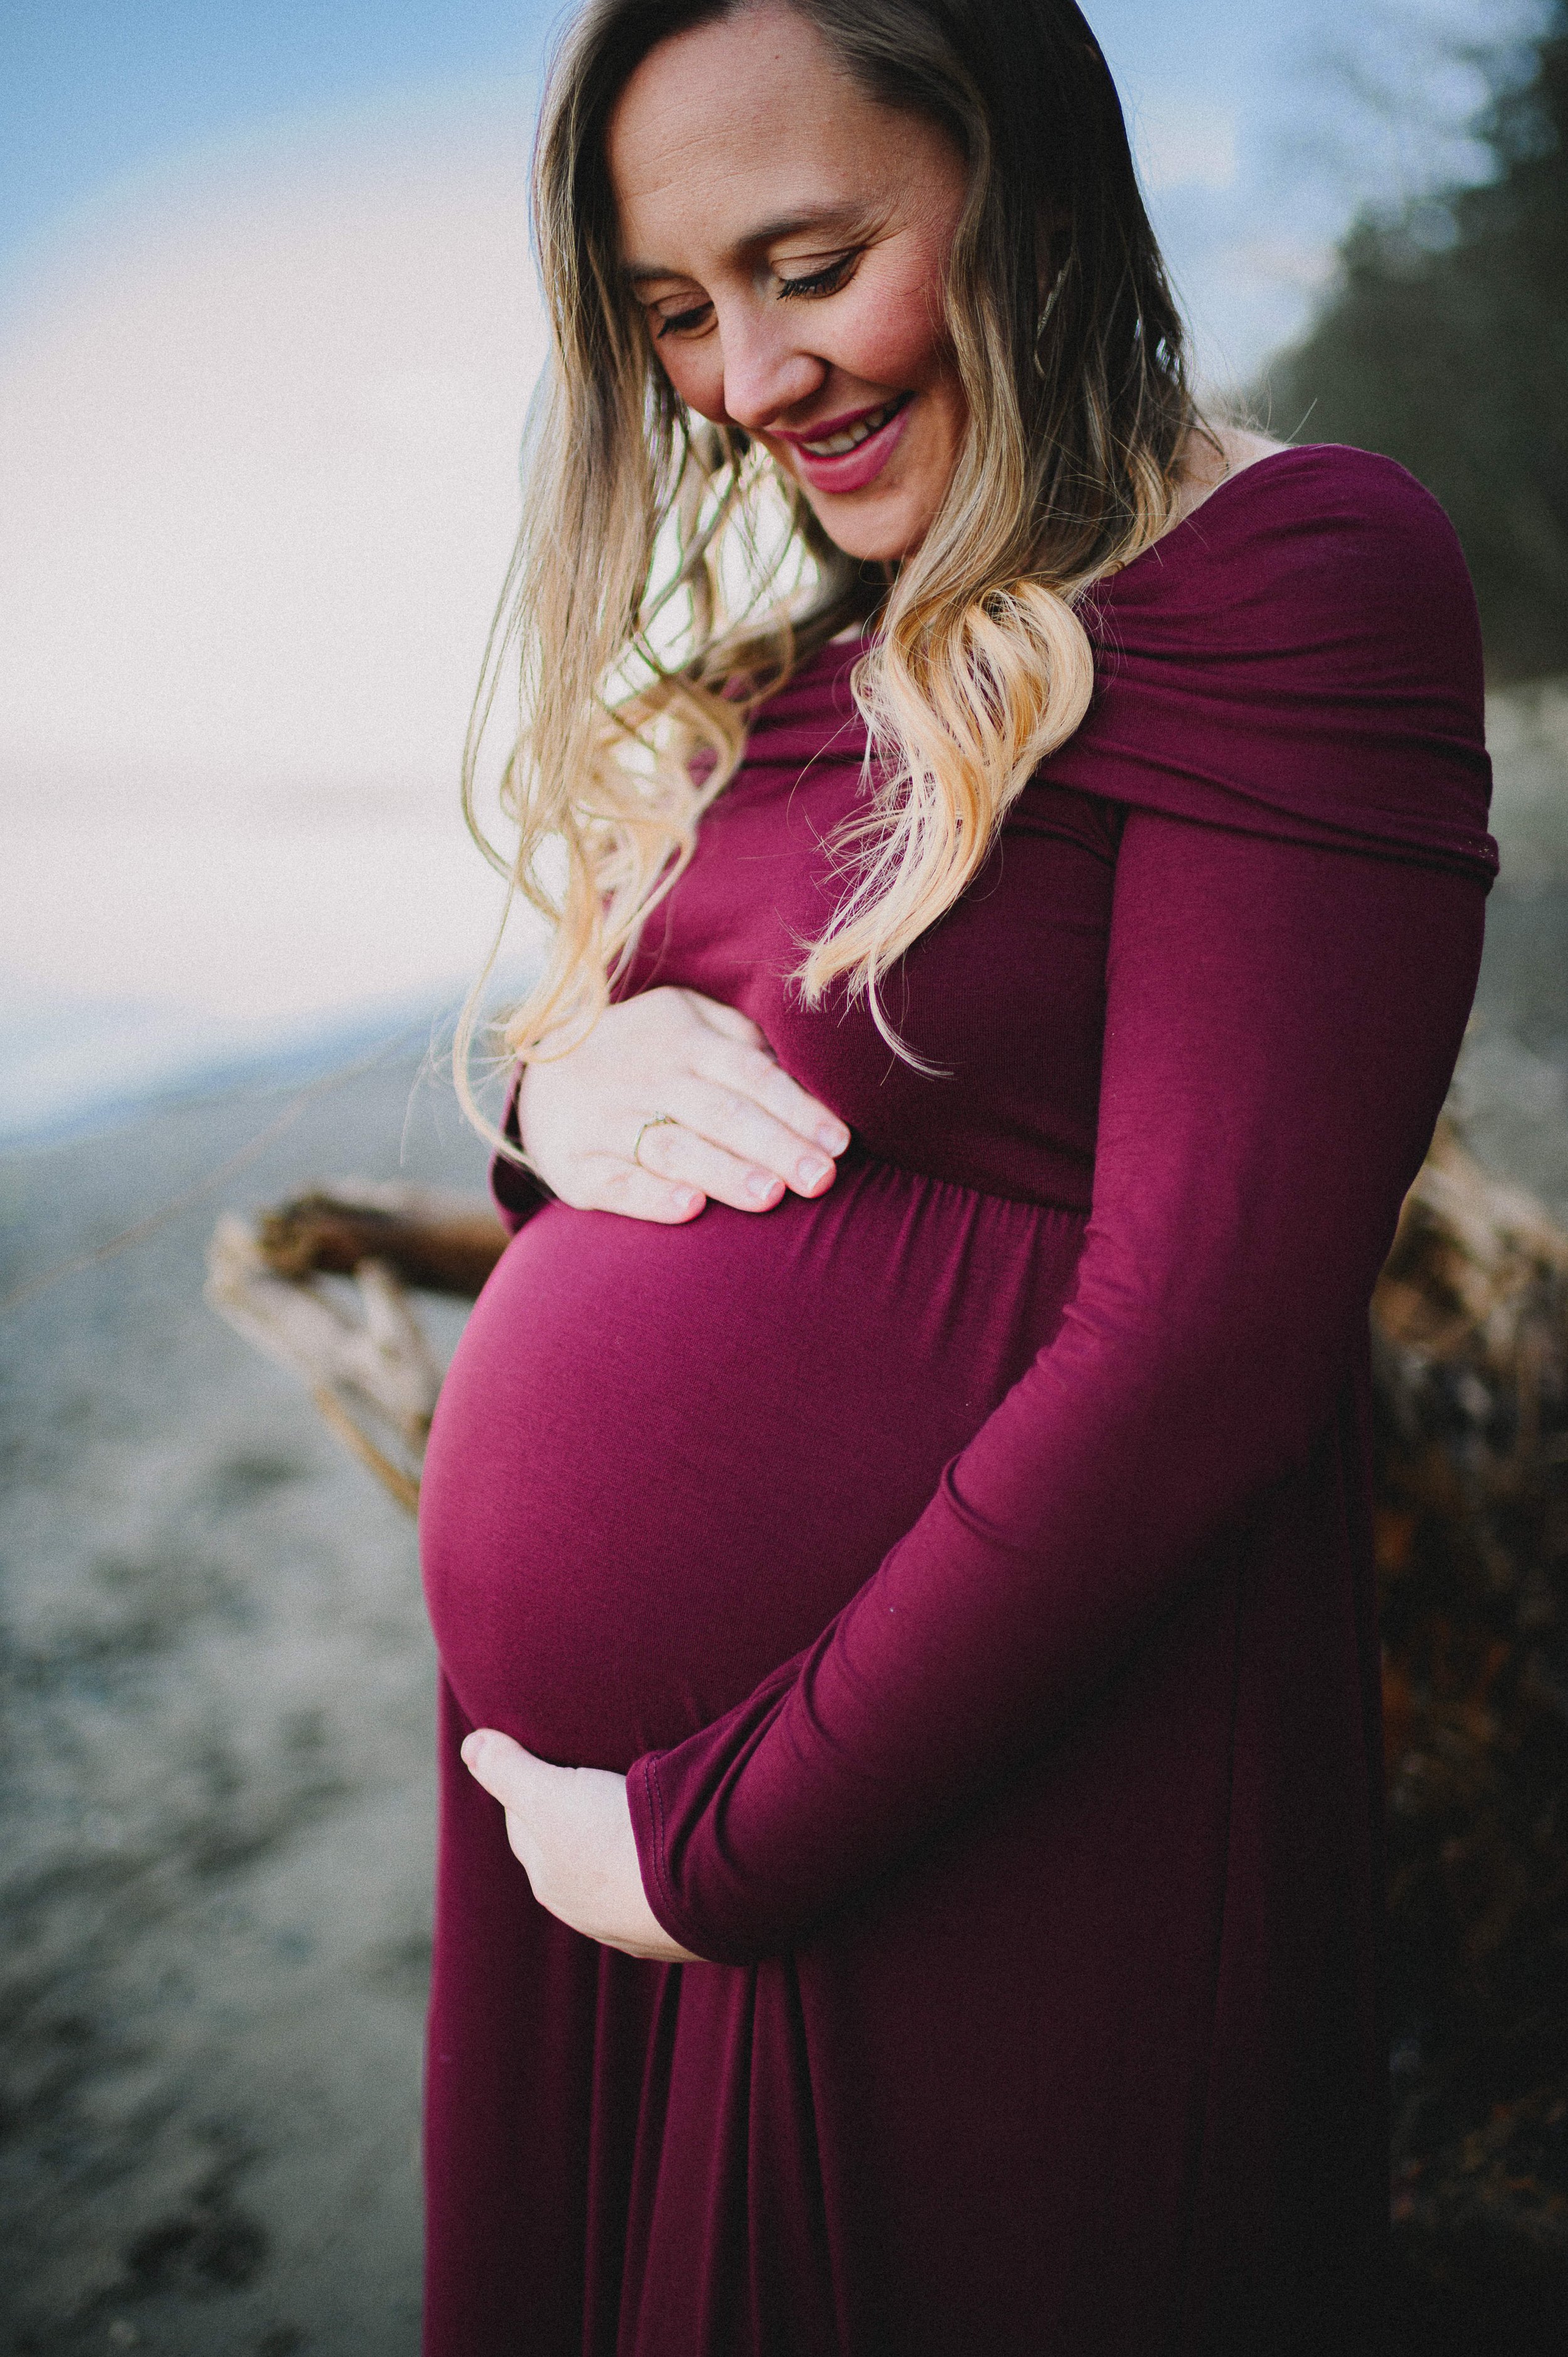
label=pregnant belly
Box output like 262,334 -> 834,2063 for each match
420,1154 -> 1084,1769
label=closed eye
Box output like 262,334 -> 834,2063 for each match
775,250 -> 859,300
653,298 -> 714,340
648,246 -> 861,339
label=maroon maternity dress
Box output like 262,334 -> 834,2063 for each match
419,446 -> 1497,2356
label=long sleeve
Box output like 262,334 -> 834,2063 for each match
627,812 -> 1487,1962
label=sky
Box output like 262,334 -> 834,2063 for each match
0,0 -> 1549,1136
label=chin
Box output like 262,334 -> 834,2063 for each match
805,493 -> 930,566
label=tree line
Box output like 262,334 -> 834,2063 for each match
1265,5 -> 1567,678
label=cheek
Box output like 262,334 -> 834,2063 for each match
839,255 -> 954,393
657,343 -> 727,425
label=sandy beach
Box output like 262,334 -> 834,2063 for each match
1,684 -> 1564,2357
1,1051 -> 486,2357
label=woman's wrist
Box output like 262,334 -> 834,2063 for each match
490,1066 -> 556,1235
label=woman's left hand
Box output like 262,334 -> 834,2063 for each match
460,1728 -> 702,1964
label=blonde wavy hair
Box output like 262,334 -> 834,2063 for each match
460,0 -> 1201,1127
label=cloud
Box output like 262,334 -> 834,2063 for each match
0,87 -> 551,1097
0,83 -> 548,803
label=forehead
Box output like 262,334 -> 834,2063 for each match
606,5 -> 921,262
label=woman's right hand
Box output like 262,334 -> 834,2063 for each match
516,987 -> 850,1223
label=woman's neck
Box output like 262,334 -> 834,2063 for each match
1166,420 -> 1290,538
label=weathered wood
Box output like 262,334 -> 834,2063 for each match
256,1181 -> 508,1299
206,1183 -> 507,1514
204,1211 -> 443,1514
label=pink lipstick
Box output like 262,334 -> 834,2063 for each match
772,393 -> 913,495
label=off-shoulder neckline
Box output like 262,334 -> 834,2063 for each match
802,443 -> 1376,684
1106,440 -> 1340,585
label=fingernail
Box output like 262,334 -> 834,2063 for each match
746,1170 -> 782,1201
672,1188 -> 702,1216
797,1157 -> 832,1191
460,1733 -> 485,1770
816,1122 -> 849,1153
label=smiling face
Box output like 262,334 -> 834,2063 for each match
606,2 -> 971,563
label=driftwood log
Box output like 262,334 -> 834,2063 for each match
203,1181 -> 490,1515
253,1182 -> 509,1299
207,1124 -> 1568,2345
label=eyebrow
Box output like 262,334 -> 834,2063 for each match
623,204 -> 871,287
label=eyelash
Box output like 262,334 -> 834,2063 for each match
776,251 -> 857,300
655,303 -> 712,341
652,250 -> 859,339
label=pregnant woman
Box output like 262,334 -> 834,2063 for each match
418,2 -> 1497,2350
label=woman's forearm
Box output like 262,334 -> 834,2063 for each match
627,812 -> 1486,1961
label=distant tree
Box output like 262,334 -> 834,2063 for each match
1265,8 -> 1568,678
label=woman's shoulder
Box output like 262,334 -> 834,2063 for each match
1140,439 -> 1472,607
1053,438 -> 1496,883
1254,439 -> 1462,559
1099,439 -> 1484,702
1182,432 -> 1433,516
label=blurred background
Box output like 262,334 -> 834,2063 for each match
1,3 -> 1564,2352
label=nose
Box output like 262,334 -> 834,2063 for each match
717,302 -> 826,435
